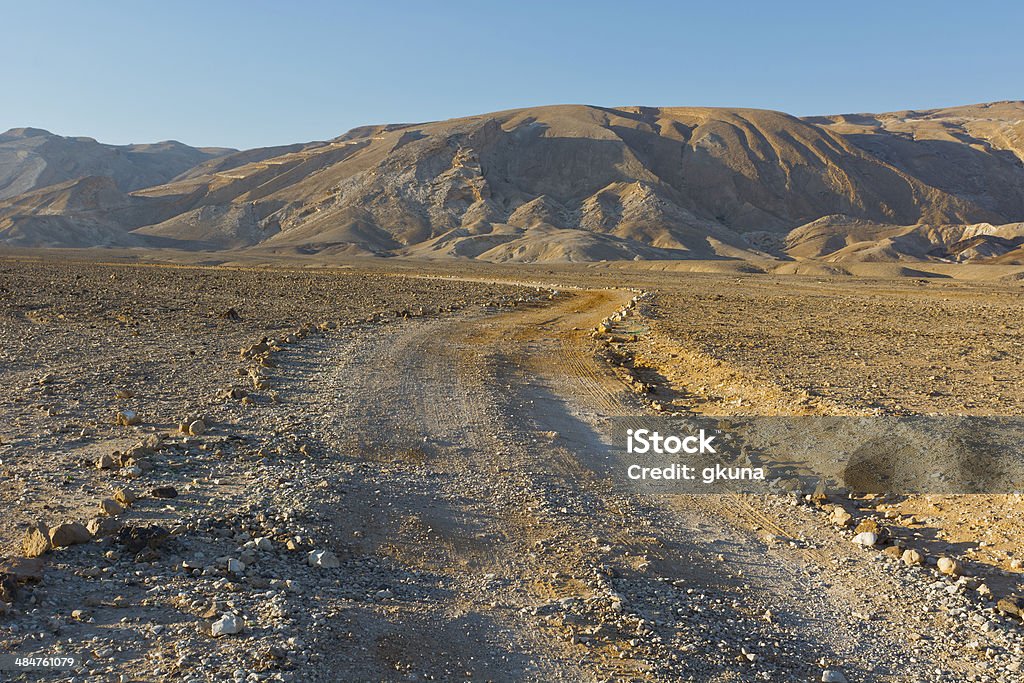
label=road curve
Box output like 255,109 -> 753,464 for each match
281,286 -> 989,682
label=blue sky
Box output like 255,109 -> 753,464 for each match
3,0 -> 1021,150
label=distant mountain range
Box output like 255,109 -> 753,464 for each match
0,127 -> 233,200
2,102 -> 1023,263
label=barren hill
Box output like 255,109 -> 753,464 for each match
2,102 -> 1023,262
0,127 -> 232,201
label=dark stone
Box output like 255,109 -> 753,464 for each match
0,557 -> 44,603
116,525 -> 170,553
0,557 -> 44,583
0,575 -> 16,603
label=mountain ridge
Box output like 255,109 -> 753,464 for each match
0,127 -> 234,201
2,101 -> 1023,263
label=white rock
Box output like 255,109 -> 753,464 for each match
211,613 -> 242,637
937,556 -> 963,576
307,549 -> 340,569
254,537 -> 272,551
902,548 -> 924,566
188,419 -> 207,436
822,671 -> 849,683
226,559 -> 245,574
830,506 -> 853,527
116,409 -> 141,426
852,532 -> 877,547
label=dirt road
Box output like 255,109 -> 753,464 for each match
3,261 -> 1021,682
270,286 -> 1019,681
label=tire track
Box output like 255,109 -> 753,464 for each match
290,284 -> 986,681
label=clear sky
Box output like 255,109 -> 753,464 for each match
3,0 -> 1021,150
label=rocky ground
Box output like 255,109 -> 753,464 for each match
624,272 -> 1024,585
637,273 -> 1024,416
2,257 -> 1024,682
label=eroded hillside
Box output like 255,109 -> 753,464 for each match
2,102 -> 1023,262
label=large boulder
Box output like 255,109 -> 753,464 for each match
22,522 -> 51,557
48,522 -> 92,547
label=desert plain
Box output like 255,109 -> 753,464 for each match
1,250 -> 1023,682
